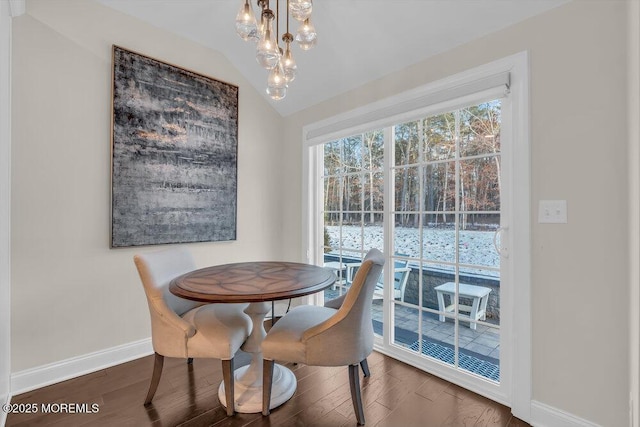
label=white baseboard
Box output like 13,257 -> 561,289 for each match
531,400 -> 601,427
10,338 -> 153,396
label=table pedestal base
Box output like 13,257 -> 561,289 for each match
218,363 -> 296,413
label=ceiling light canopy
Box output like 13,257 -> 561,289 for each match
235,0 -> 316,101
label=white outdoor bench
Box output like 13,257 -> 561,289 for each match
434,282 -> 492,330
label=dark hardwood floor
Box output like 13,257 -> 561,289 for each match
6,349 -> 530,427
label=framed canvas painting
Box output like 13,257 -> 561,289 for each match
110,46 -> 238,247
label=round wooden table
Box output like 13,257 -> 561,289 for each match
169,261 -> 336,413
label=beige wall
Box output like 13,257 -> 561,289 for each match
282,1 -> 629,425
11,0 -> 284,371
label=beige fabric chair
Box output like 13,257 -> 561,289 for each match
323,286 -> 371,378
134,247 -> 252,416
261,248 -> 385,425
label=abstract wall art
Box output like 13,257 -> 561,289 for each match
111,46 -> 238,247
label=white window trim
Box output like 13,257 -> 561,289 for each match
301,51 -> 530,420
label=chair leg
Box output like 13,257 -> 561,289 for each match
262,359 -> 275,416
349,364 -> 365,425
222,358 -> 235,416
360,358 -> 370,377
144,352 -> 164,405
187,357 -> 193,365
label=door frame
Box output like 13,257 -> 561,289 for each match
302,52 -> 531,420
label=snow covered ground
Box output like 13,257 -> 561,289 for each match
326,225 -> 500,276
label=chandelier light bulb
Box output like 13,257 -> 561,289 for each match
295,18 -> 317,51
289,0 -> 312,21
282,35 -> 297,83
235,0 -> 258,42
267,58 -> 288,90
257,13 -> 264,40
267,60 -> 287,100
266,85 -> 287,100
256,1 -> 267,42
255,10 -> 280,69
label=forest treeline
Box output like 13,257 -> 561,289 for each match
323,102 -> 502,230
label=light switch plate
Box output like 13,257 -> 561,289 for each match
538,200 -> 567,223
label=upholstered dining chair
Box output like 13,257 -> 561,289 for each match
261,248 -> 385,425
324,285 -> 371,378
134,247 -> 252,416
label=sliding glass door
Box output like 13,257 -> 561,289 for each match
304,53 -> 531,414
321,131 -> 384,316
390,103 -> 502,383
314,97 -> 508,400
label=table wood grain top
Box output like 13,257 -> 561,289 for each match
169,261 -> 336,303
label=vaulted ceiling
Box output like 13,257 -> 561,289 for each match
97,0 -> 568,116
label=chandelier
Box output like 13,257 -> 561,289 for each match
235,0 -> 317,101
